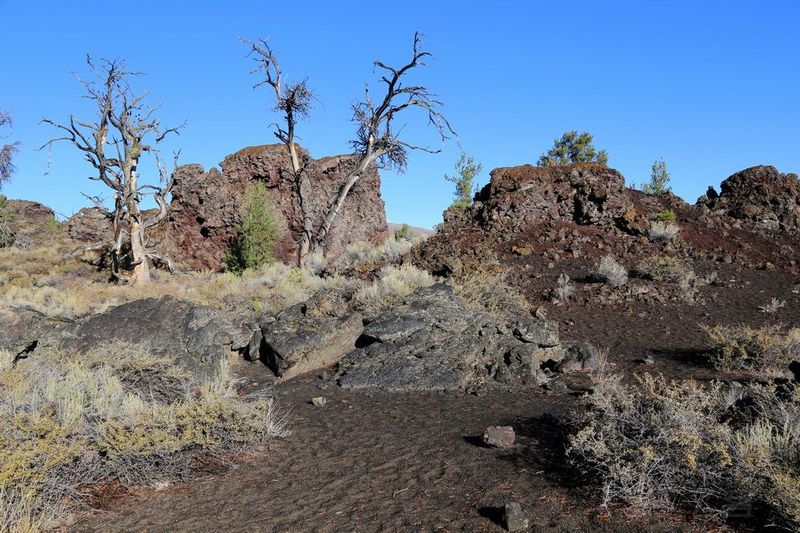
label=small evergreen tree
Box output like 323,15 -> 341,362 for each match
538,130 -> 608,166
226,182 -> 279,273
642,159 -> 672,195
444,153 -> 482,210
393,223 -> 413,241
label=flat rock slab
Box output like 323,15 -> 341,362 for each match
337,283 -> 563,391
0,306 -> 72,356
52,297 -> 251,378
261,302 -> 363,380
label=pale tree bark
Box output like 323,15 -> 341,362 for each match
42,57 -> 183,283
246,34 -> 455,259
245,39 -> 315,265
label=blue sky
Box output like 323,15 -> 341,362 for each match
1,0 -> 798,228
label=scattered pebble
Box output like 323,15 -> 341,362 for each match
545,378 -> 569,393
311,396 -> 327,406
640,355 -> 655,365
482,426 -> 515,449
502,502 -> 528,531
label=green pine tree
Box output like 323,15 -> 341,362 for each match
226,182 -> 279,273
444,153 -> 483,210
538,130 -> 608,166
642,159 -> 672,195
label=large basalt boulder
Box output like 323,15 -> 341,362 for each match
2,297 -> 254,378
166,144 -> 388,270
0,306 -> 71,357
55,297 -> 253,378
66,207 -> 109,244
474,163 -> 632,229
698,165 -> 800,231
336,283 -> 563,391
411,163 -> 633,276
258,302 -> 364,380
66,206 -> 168,248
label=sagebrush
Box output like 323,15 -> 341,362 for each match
569,373 -> 800,528
0,342 -> 288,530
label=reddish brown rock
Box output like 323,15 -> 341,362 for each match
412,164 -> 635,276
66,207 -> 109,244
4,200 -> 57,247
698,165 -> 800,232
63,144 -> 388,270
473,163 -> 632,229
166,144 -> 388,269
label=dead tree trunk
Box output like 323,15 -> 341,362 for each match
245,39 -> 315,265
42,57 -> 183,284
247,34 -> 455,259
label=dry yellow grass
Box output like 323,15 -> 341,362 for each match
0,341 -> 288,531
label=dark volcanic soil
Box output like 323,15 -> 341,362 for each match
74,377 -> 715,532
70,262 -> 800,532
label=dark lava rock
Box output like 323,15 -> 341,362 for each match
3,200 -> 57,248
259,302 -> 363,380
336,283 -> 563,391
56,297 -> 252,378
0,306 -> 71,358
556,341 -> 601,373
165,144 -> 388,269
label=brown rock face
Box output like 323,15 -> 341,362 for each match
698,165 -> 800,232
4,200 -> 56,247
63,144 -> 388,270
66,207 -> 109,244
167,144 -> 388,269
472,163 -> 632,229
412,164 -> 635,275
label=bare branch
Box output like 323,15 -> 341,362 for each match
42,55 -> 184,283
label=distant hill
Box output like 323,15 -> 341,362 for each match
387,222 -> 436,239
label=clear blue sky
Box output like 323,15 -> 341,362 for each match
1,0 -> 798,228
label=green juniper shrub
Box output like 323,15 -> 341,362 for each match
654,209 -> 677,222
538,131 -> 608,166
393,223 -> 413,241
226,182 -> 279,273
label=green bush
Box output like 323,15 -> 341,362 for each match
654,209 -> 677,222
538,131 -> 608,166
226,182 -> 279,273
393,223 -> 413,241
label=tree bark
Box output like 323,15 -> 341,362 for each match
314,151 -> 377,252
127,166 -> 151,283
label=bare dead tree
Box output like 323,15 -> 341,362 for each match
317,32 -> 456,250
0,110 -> 19,188
244,39 -> 315,263
247,32 -> 455,263
42,57 -> 183,284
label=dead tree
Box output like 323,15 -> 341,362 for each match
244,39 -> 315,263
42,57 -> 182,284
0,110 -> 19,188
246,32 -> 455,264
